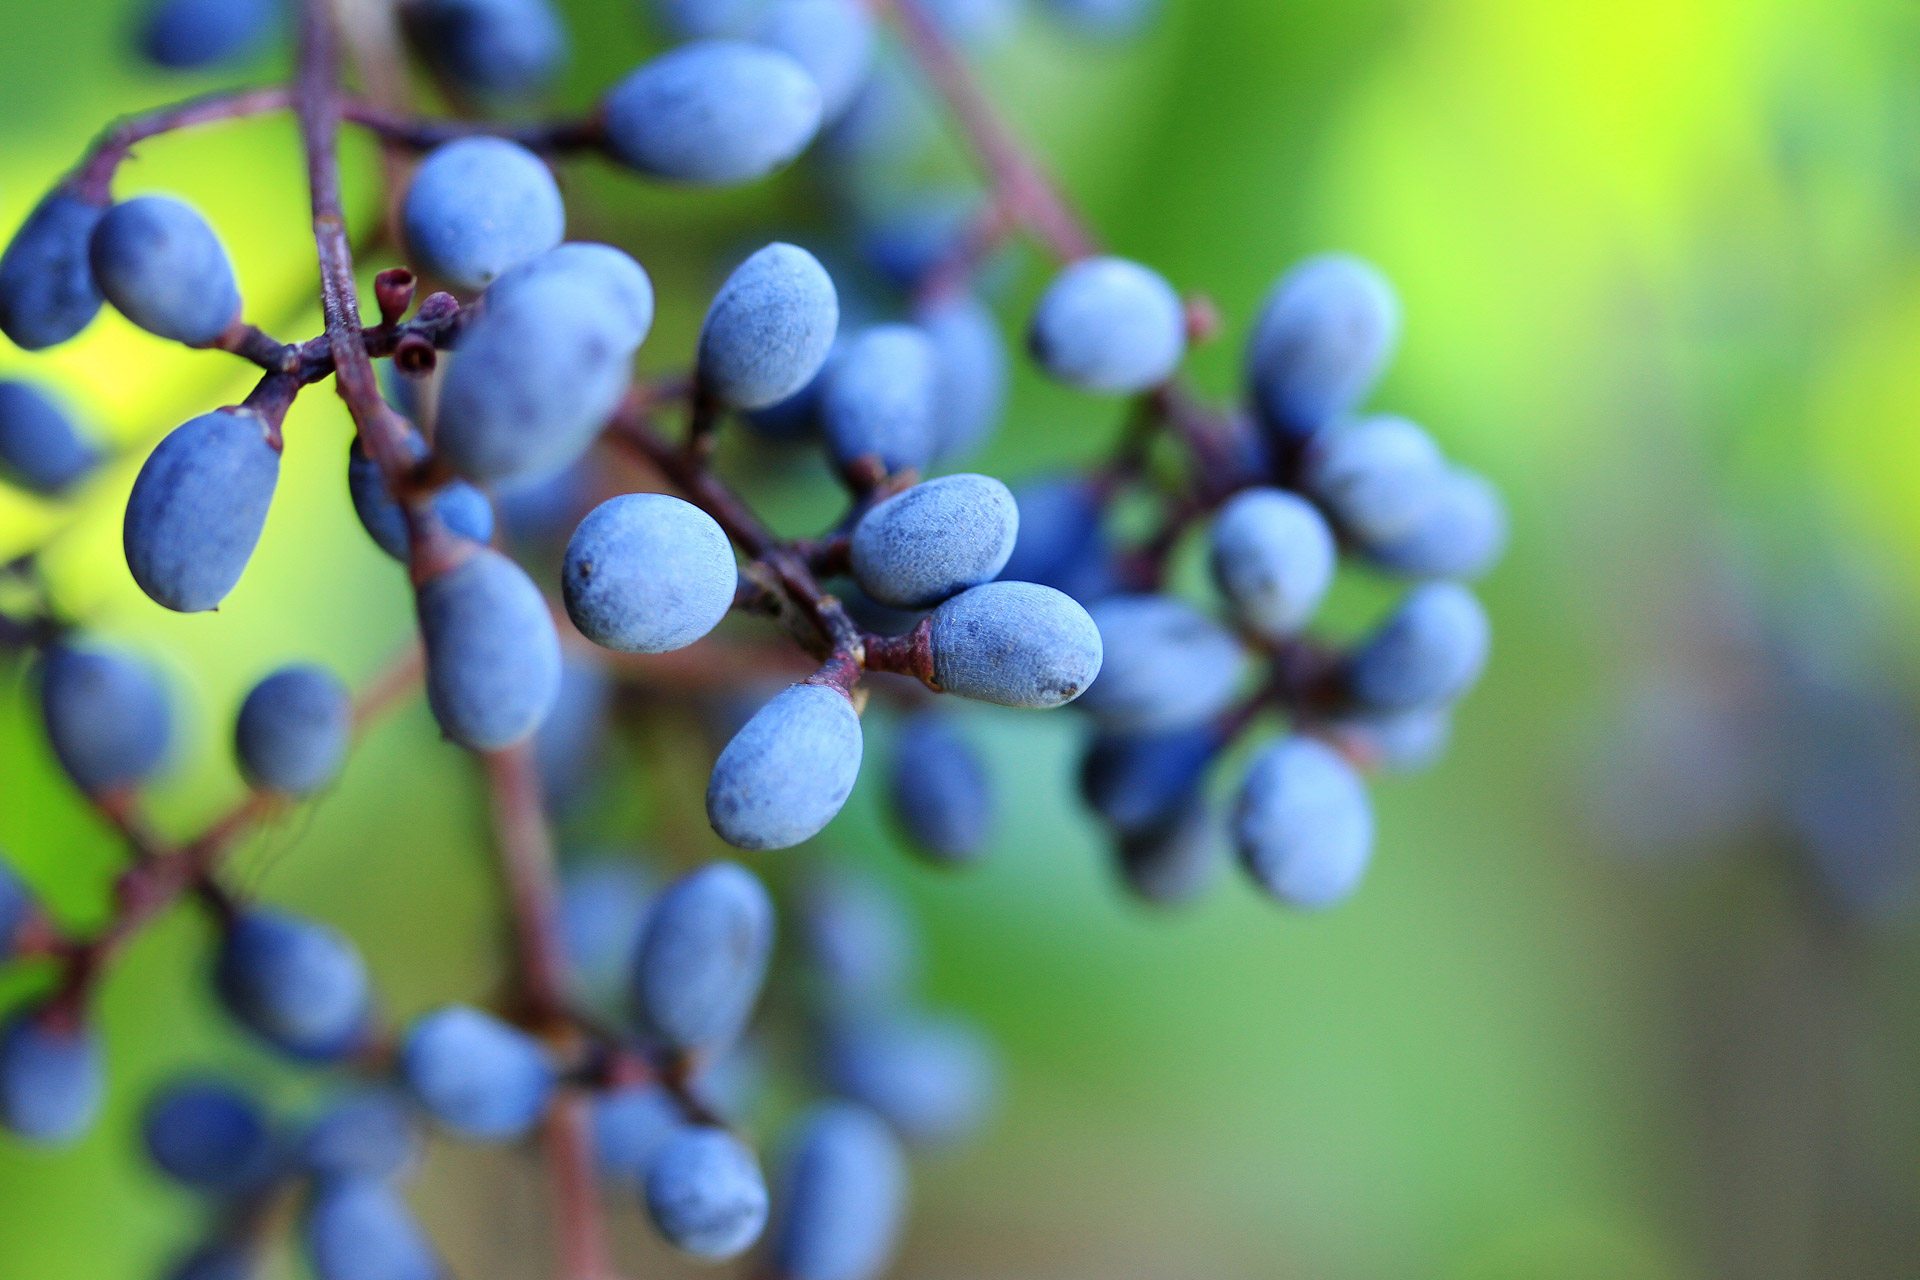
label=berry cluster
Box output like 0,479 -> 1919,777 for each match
0,0 -> 1502,1276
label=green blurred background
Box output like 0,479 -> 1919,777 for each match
3,0 -> 1920,1276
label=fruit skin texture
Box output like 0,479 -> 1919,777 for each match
1208,487 -> 1336,641
304,1177 -> 442,1280
88,195 -> 241,346
38,641 -> 172,795
235,664 -> 353,796
1350,581 -> 1491,711
408,0 -> 567,97
0,380 -> 98,495
142,1078 -> 274,1192
399,1006 -> 555,1142
1303,414 -> 1446,547
403,138 -> 565,291
772,1102 -> 909,1280
0,1009 -> 102,1144
821,324 -> 939,474
1246,253 -> 1400,440
488,242 -> 655,347
563,493 -> 738,654
927,581 -> 1104,709
347,437 -> 495,563
1078,594 -> 1246,733
850,473 -> 1018,609
887,711 -> 993,864
215,909 -> 370,1061
706,684 -> 865,850
644,1125 -> 770,1259
138,0 -> 277,69
602,41 -> 824,185
124,408 -> 281,613
1234,735 -> 1373,908
415,547 -> 563,751
696,242 -> 839,410
0,191 -> 107,351
633,862 -> 775,1054
1027,256 -> 1186,393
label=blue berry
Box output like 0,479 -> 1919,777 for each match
697,243 -> 839,410
824,1011 -> 997,1147
89,195 -> 240,346
1330,705 -> 1453,774
1027,256 -> 1185,394
400,1005 -> 554,1142
1079,725 -> 1218,836
707,684 -> 864,850
235,663 -> 351,796
887,711 -> 993,863
1246,254 -> 1399,439
799,869 -> 918,1008
632,861 -> 774,1053
535,654 -> 612,814
998,474 -> 1116,603
759,0 -> 876,123
300,1090 -> 421,1183
403,139 -> 564,292
1233,735 -> 1372,908
918,292 -> 1006,461
1370,466 -> 1507,581
347,436 -> 495,563
0,860 -> 32,960
563,493 -> 737,654
1302,414 -> 1446,548
434,263 -> 639,483
644,1126 -> 769,1259
1349,581 -> 1490,711
0,190 -> 106,350
1115,796 -> 1223,906
0,1007 -> 102,1143
1078,594 -> 1246,732
487,242 -> 655,347
38,640 -> 172,794
408,0 -> 566,97
303,1178 -> 442,1280
602,41 -> 823,185
1039,0 -> 1158,39
138,0 -> 277,69
0,380 -> 98,495
1208,487 -> 1336,640
927,581 -> 1104,708
591,1084 -> 679,1186
850,473 -> 1018,609
558,856 -> 653,1016
415,547 -> 563,751
215,908 -> 370,1060
142,1077 -> 274,1193
771,1102 -> 907,1280
124,408 -> 280,613
821,324 -> 937,475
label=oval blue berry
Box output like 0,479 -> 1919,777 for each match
1027,256 -> 1185,393
886,711 -> 992,863
407,0 -> 566,97
142,1077 -> 274,1193
1349,581 -> 1490,711
632,861 -> 774,1053
927,581 -> 1104,708
918,291 -> 1006,461
1078,594 -> 1246,732
1302,414 -> 1447,548
799,868 -> 918,1009
303,1177 -> 442,1280
0,191 -> 106,350
1114,796 -> 1223,906
235,663 -> 352,796
771,1102 -> 908,1280
89,195 -> 240,346
124,408 -> 280,613
215,908 -> 370,1060
563,493 -> 737,653
824,1011 -> 997,1147
400,1005 -> 554,1142
403,138 -> 564,291
38,640 -> 172,794
850,473 -> 1018,609
821,324 -> 938,475
592,1084 -> 679,1186
300,1089 -> 422,1183
1370,467 -> 1508,581
760,0 -> 874,122
0,380 -> 98,495
488,242 -> 655,348
697,242 -> 838,410
1246,253 -> 1399,440
138,0 -> 277,68
602,41 -> 823,184
1208,487 -> 1336,640
1233,735 -> 1373,908
644,1126 -> 769,1259
415,547 -> 562,750
706,684 -> 864,850
0,1007 -> 102,1144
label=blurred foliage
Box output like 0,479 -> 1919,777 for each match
2,0 -> 1920,1277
